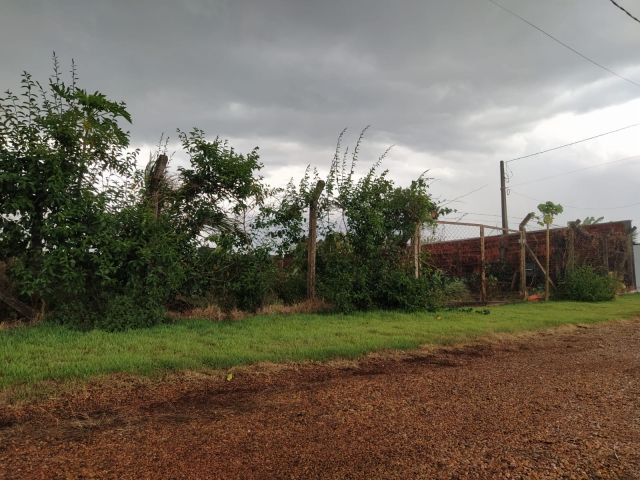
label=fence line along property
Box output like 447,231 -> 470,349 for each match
421,218 -> 637,304
421,219 -> 530,304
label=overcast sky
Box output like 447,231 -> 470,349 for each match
2,0 -> 639,232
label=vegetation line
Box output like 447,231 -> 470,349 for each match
1,294 -> 638,390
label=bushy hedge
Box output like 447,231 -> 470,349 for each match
555,264 -> 619,302
200,242 -> 280,313
273,236 -> 441,314
48,293 -> 167,332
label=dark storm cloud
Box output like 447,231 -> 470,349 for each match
1,0 -> 639,225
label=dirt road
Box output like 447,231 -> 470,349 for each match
1,319 -> 639,479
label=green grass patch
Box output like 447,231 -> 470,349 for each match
1,294 -> 639,389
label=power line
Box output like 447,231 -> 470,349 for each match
508,154 -> 640,187
609,0 -> 640,25
510,189 -> 640,210
503,123 -> 640,164
441,184 -> 488,207
453,211 -> 527,220
486,0 -> 640,88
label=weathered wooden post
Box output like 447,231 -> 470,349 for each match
151,154 -> 168,219
545,223 -> 551,301
413,223 -> 421,279
628,226 -> 638,290
480,225 -> 487,304
568,227 -> 575,273
0,287 -> 36,321
519,213 -> 534,300
603,230 -> 612,271
307,180 -> 325,300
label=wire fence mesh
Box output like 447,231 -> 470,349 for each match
421,219 -> 636,305
422,221 -> 524,304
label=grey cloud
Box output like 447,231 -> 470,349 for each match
1,0 -> 639,227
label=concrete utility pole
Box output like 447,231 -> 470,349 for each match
499,161 -> 509,262
500,161 -> 509,231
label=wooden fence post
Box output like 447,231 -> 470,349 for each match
568,227 -> 575,273
307,180 -> 325,300
545,224 -> 550,302
519,213 -> 534,301
603,231 -> 611,271
524,243 -> 555,289
480,226 -> 486,304
0,287 -> 36,321
628,226 -> 637,290
519,229 -> 526,299
413,223 -> 421,279
151,154 -> 168,219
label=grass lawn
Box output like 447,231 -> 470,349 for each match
1,294 -> 639,390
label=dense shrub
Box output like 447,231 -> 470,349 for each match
96,295 -> 167,332
274,244 -> 307,306
228,249 -> 279,312
1,58 -> 264,328
555,264 -> 619,302
1,60 -> 449,323
47,294 -> 166,332
192,237 -> 279,312
255,129 -> 447,313
280,234 -> 440,313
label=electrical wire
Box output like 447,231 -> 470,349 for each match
510,189 -> 640,210
486,0 -> 640,88
452,211 -> 528,220
508,154 -> 640,187
440,184 -> 488,207
609,0 -> 640,25
502,122 -> 640,164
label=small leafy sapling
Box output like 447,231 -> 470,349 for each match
536,201 -> 564,228
536,201 -> 563,301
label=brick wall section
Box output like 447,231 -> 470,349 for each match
422,221 -> 636,287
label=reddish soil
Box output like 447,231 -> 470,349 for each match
1,319 -> 639,479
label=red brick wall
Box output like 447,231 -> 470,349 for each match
422,221 -> 635,286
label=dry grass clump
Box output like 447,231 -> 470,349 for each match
166,298 -> 331,322
2,298 -> 330,327
166,304 -> 226,321
0,311 -> 44,331
258,298 -> 330,316
0,319 -> 24,331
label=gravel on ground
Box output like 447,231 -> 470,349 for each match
1,319 -> 639,479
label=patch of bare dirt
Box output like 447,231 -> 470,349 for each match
1,319 -> 639,479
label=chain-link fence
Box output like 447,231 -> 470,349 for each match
421,219 -> 637,305
525,221 -> 636,291
422,220 -> 524,304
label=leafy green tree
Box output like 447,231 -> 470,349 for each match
0,58 -> 455,321
255,128 -> 444,312
536,201 -> 564,228
0,57 -> 267,326
141,130 -> 269,312
165,128 -> 264,239
0,56 -> 137,305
